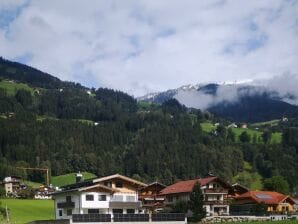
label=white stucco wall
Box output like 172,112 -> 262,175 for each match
54,190 -> 141,219
54,193 -> 81,219
81,192 -> 111,208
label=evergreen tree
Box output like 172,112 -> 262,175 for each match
188,181 -> 205,222
239,131 -> 251,143
262,130 -> 272,144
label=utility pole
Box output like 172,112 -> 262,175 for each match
16,167 -> 50,186
6,204 -> 9,223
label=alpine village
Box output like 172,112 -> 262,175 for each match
0,57 -> 298,224
1,2 -> 298,224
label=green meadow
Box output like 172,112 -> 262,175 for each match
0,199 -> 54,224
0,80 -> 35,95
51,172 -> 96,187
200,122 -> 282,144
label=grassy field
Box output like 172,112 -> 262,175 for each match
233,162 -> 263,190
200,122 -> 216,132
0,199 -> 54,224
51,172 -> 97,187
251,119 -> 280,127
23,180 -> 42,189
73,119 -> 95,125
36,116 -> 96,126
0,80 -> 34,95
200,122 -> 282,144
228,222 -> 298,224
36,115 -> 59,122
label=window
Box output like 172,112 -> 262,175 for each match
126,196 -> 135,202
88,209 -> 99,214
98,195 -> 107,201
104,181 -> 112,187
127,209 -> 135,214
168,196 -> 173,202
66,195 -> 71,202
217,196 -> 220,201
113,209 -> 123,214
66,209 -> 72,216
112,195 -> 123,201
58,210 -> 63,217
86,194 -> 94,201
115,181 -> 123,188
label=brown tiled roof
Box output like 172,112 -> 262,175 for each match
236,191 -> 295,205
160,176 -> 217,195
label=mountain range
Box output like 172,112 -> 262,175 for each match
138,82 -> 298,123
1,56 -> 298,123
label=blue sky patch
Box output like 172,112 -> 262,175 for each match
0,1 -> 29,30
13,53 -> 33,64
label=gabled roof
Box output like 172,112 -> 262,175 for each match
160,176 -> 230,195
236,191 -> 295,205
232,183 -> 250,191
93,173 -> 147,187
139,182 -> 166,191
51,183 -> 116,196
78,183 -> 117,192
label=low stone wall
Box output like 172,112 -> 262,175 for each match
202,216 -> 270,223
202,215 -> 298,223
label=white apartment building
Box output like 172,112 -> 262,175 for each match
52,174 -> 147,220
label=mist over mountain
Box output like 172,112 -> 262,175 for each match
138,73 -> 298,122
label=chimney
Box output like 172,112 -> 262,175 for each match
76,172 -> 83,183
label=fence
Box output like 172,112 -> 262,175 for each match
70,213 -> 186,223
72,214 -> 111,223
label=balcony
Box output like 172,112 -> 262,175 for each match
57,201 -> 75,208
204,189 -> 229,194
109,201 -> 141,208
203,200 -> 229,205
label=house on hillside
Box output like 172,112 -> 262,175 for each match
34,185 -> 54,199
138,182 -> 166,213
228,123 -> 238,128
160,175 -> 231,216
231,191 -> 296,215
51,173 -> 147,220
240,123 -> 248,129
2,176 -> 24,197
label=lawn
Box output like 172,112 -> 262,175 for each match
36,115 -> 59,122
231,127 -> 263,143
0,80 -> 34,96
0,199 -> 54,224
251,119 -> 280,127
200,122 -> 216,132
51,172 -> 97,187
200,122 -> 282,144
229,221 -> 298,224
73,119 -> 95,125
23,180 -> 42,189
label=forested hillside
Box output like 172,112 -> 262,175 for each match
0,58 -> 298,193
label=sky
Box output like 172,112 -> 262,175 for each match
0,0 -> 298,97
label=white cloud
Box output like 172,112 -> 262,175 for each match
174,73 -> 298,110
0,0 -> 297,96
